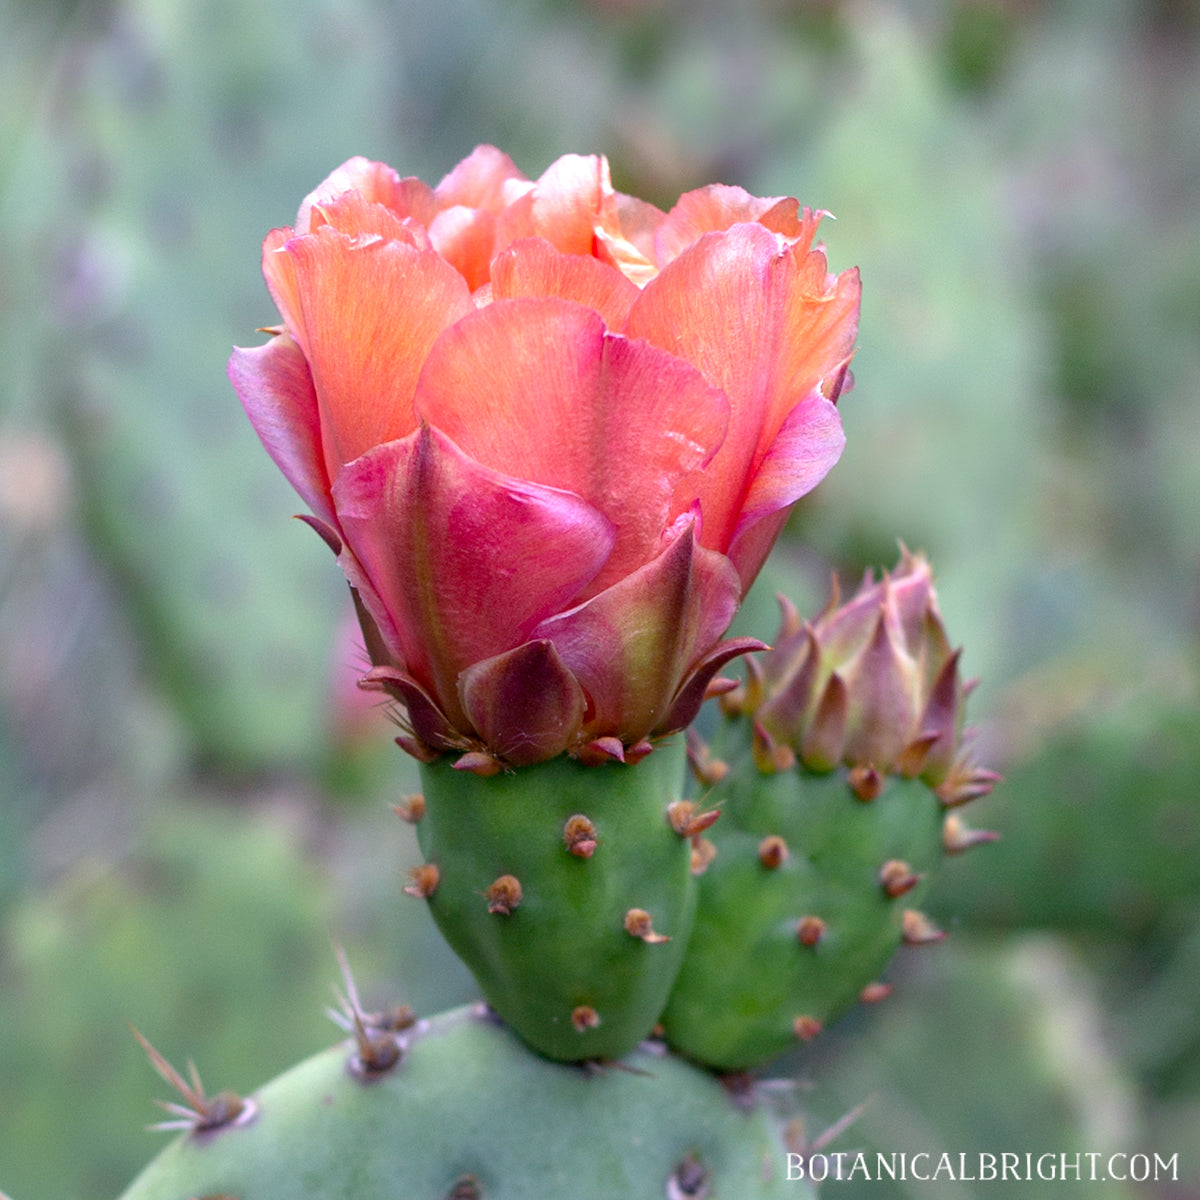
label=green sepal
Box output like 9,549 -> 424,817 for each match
415,736 -> 696,1061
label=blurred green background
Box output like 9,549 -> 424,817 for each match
1,0 -> 1198,1196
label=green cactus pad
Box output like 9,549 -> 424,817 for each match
118,1003 -> 808,1200
412,738 -> 697,1062
662,731 -> 946,1071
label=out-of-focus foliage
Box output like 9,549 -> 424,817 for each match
1,0 -> 1198,1196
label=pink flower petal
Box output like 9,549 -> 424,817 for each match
332,425 -> 615,727
726,388 -> 845,589
625,222 -> 859,557
414,298 -> 728,594
654,185 -> 822,267
433,144 -> 529,211
227,334 -> 334,527
533,523 -> 742,742
490,237 -> 640,331
295,156 -> 436,234
284,227 -> 474,477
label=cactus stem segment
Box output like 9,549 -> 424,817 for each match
128,1024 -> 253,1134
667,800 -> 721,838
792,1015 -> 823,1041
757,835 -> 789,869
667,1153 -> 710,1199
563,814 -> 599,857
690,837 -> 717,876
795,915 -> 827,947
859,981 -> 893,1004
392,793 -> 426,823
848,764 -> 884,802
484,874 -> 523,915
901,909 -> 946,945
878,859 -> 921,898
403,863 -> 440,899
624,908 -> 671,943
571,1005 -> 602,1032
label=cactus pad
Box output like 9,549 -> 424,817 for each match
118,1003 -> 808,1200
662,749 -> 946,1070
410,738 -> 698,1061
661,550 -> 998,1070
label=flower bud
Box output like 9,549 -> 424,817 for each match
756,546 -> 969,784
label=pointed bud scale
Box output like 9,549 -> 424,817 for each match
624,907 -> 671,944
667,800 -> 721,838
752,722 -> 796,774
687,730 -> 730,787
848,764 -> 884,802
799,674 -> 848,771
452,750 -> 504,777
942,813 -> 1000,854
839,610 -> 920,769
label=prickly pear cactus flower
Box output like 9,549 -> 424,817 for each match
229,147 -> 860,770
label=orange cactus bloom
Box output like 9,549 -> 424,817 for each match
229,148 -> 860,769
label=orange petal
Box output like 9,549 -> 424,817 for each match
490,237 -> 640,330
494,152 -> 609,258
433,144 -> 529,211
625,222 -> 858,554
295,156 -> 436,233
726,388 -> 845,589
654,185 -> 822,267
284,226 -> 474,477
413,298 -> 728,592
